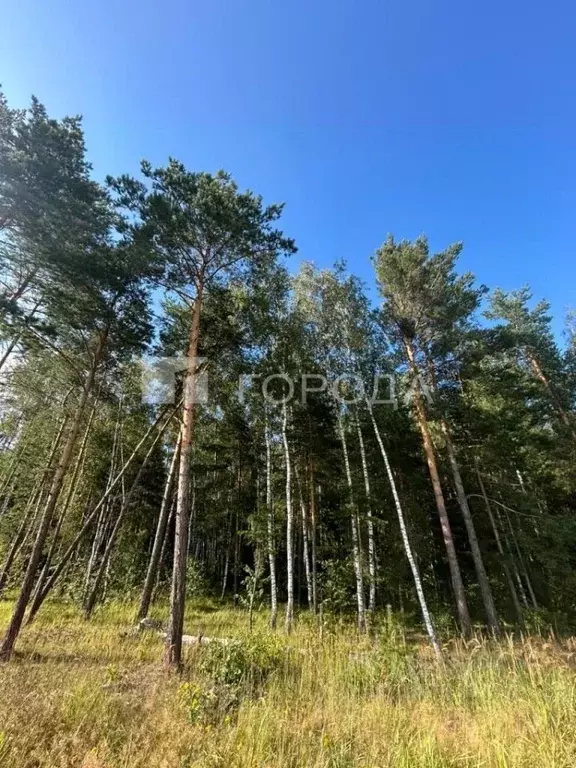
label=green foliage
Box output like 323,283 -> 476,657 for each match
186,559 -> 209,598
321,558 -> 355,616
1,85 -> 576,659
198,633 -> 285,691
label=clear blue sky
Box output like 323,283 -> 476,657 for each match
2,0 -> 575,336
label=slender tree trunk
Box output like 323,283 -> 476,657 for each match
84,495 -> 113,598
27,406 -> 171,623
221,541 -> 230,600
404,339 -> 471,637
441,421 -> 500,635
365,399 -> 441,658
264,412 -> 278,628
84,417 -> 172,619
136,433 -> 181,621
248,546 -> 263,632
0,406 -> 70,596
166,278 -> 204,669
0,480 -> 44,596
31,397 -> 98,610
154,496 -> 176,598
220,503 -> 233,599
0,332 -> 22,374
84,403 -> 123,597
0,447 -> 23,500
295,464 -> 313,609
503,506 -> 538,609
282,401 -> 294,633
0,299 -> 41,374
338,415 -> 366,633
7,267 -> 39,304
527,353 -> 576,443
0,333 -> 106,662
308,459 -> 318,615
354,410 -> 377,612
490,500 -> 529,608
233,498 -> 240,603
475,459 -> 524,628
188,474 -> 197,559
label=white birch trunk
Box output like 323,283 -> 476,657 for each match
337,415 -> 366,633
354,410 -> 377,612
265,412 -> 278,628
365,398 -> 441,658
282,401 -> 294,632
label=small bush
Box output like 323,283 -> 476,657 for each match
198,633 -> 285,691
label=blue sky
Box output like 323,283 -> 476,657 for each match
2,0 -> 575,337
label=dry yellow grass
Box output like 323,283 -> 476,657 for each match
0,599 -> 575,767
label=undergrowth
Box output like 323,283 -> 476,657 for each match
0,599 -> 575,767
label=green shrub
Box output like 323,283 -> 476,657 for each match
198,633 -> 285,690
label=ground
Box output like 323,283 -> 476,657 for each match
0,599 -> 575,767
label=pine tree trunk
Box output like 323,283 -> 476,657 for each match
136,433 -> 181,621
166,279 -> 204,668
365,399 -> 441,658
354,411 -> 377,612
441,421 -> 500,635
404,339 -> 471,637
265,412 -> 278,628
282,402 -> 294,633
338,415 -> 366,633
0,333 -> 106,662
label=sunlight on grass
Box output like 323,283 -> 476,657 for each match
0,599 -> 575,767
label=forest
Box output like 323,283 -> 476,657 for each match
1,91 -> 576,768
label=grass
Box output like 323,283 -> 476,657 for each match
1,599 -> 575,767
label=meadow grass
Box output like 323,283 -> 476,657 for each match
0,599 -> 575,767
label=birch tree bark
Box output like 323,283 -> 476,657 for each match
354,409 -> 377,612
338,415 -> 366,633
282,401 -> 294,633
365,398 -> 441,658
265,411 -> 278,628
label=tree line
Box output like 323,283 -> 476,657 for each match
1,91 -> 575,666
